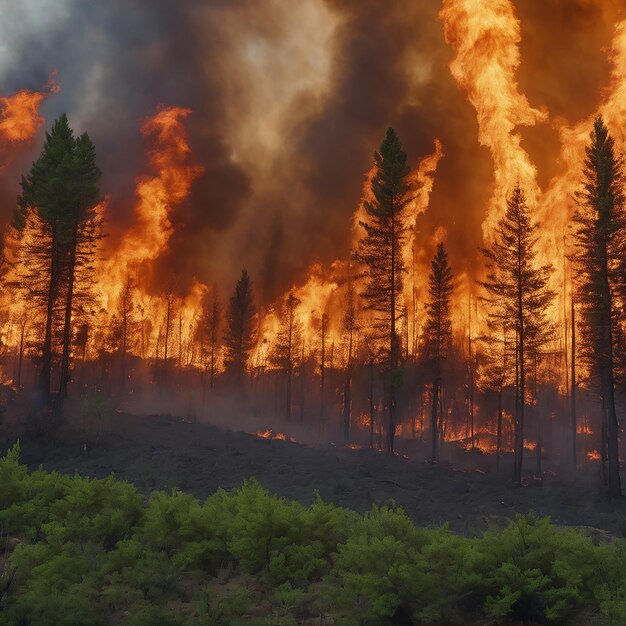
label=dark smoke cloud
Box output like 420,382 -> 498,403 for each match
1,0 -> 624,305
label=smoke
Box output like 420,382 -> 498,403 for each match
0,0 -> 624,306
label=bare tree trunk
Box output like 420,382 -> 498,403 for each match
285,309 -> 293,421
15,320 -> 26,388
40,221 -> 59,403
431,377 -> 439,463
496,387 -> 502,472
468,298 -> 475,448
59,220 -> 80,405
389,206 -> 397,454
571,293 -> 577,466
514,281 -> 525,484
343,366 -> 351,444
369,357 -> 375,449
320,314 -> 326,431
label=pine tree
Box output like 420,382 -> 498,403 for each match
572,117 -> 624,496
357,128 -> 411,453
271,292 -> 302,421
117,275 -> 134,395
478,324 -> 514,471
424,242 -> 454,463
224,270 -> 257,384
197,287 -> 221,395
58,133 -> 101,402
480,184 -> 554,484
342,262 -> 358,444
16,114 -> 101,407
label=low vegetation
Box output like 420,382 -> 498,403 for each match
0,444 -> 624,625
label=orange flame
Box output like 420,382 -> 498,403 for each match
101,106 -> 204,309
0,75 -> 59,172
440,0 -> 546,239
254,429 -> 295,442
586,450 -> 601,462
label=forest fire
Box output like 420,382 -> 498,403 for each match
4,3 -> 626,624
0,0 -> 624,492
253,429 -> 295,443
99,106 -> 204,316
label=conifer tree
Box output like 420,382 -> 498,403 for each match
572,117 -> 624,496
117,275 -> 134,396
224,270 -> 257,384
271,292 -> 301,421
478,324 -> 513,471
342,264 -> 358,444
197,287 -> 221,394
357,128 -> 411,452
424,242 -> 454,463
58,133 -> 101,402
480,184 -> 554,484
16,114 -> 101,406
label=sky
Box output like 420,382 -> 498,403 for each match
0,0 -> 624,304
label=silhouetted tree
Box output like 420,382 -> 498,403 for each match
320,312 -> 328,429
424,242 -> 454,463
480,184 -> 554,484
271,292 -> 301,420
58,133 -> 101,402
224,269 -> 257,384
16,114 -> 101,407
357,128 -> 411,453
342,263 -> 358,444
197,287 -> 221,394
478,323 -> 514,471
572,117 -> 624,496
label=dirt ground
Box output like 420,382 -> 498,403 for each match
2,410 -> 625,537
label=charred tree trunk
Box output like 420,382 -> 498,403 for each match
431,377 -> 439,463
600,243 -> 621,496
59,222 -> 78,404
514,274 -> 526,485
320,314 -> 326,431
369,357 -> 375,449
343,366 -> 351,445
40,220 -> 59,404
496,387 -> 503,472
571,294 -> 577,466
388,202 -> 398,454
285,310 -> 293,421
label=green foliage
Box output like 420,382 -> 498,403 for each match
478,514 -> 599,623
1,445 -> 625,625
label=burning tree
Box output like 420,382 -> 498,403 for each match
271,292 -> 302,421
196,287 -> 222,395
478,323 -> 514,471
15,114 -> 101,410
224,270 -> 257,385
424,242 -> 454,463
342,264 -> 358,444
572,117 -> 624,497
357,128 -> 411,453
116,275 -> 134,396
479,185 -> 554,484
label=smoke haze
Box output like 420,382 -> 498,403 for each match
1,0 -> 624,303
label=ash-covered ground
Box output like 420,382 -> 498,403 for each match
2,409 -> 625,538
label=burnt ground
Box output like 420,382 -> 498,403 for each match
2,411 -> 626,537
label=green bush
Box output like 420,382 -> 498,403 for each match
1,443 -> 625,625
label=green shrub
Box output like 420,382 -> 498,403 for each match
478,513 -> 599,623
1,445 -> 626,626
